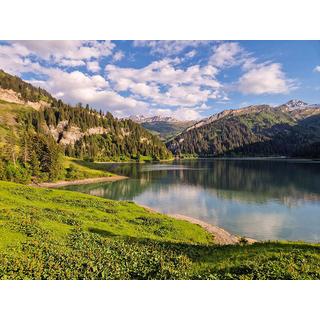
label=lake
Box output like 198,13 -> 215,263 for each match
62,159 -> 320,242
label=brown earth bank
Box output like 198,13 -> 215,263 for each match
30,175 -> 128,188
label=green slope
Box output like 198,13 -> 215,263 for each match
0,181 -> 319,279
167,105 -> 320,157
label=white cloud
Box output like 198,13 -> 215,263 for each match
37,69 -> 147,112
186,50 -> 197,58
314,66 -> 320,73
171,107 -> 202,120
238,63 -> 294,95
0,40 -> 299,119
12,40 -> 115,63
210,42 -> 242,68
133,40 -> 210,56
145,107 -> 202,121
105,59 -> 221,107
113,51 -> 124,62
196,103 -> 211,110
59,59 -> 86,67
87,61 -> 100,73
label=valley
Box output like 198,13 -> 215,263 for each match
0,69 -> 320,280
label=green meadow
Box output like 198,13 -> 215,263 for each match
0,181 -> 319,279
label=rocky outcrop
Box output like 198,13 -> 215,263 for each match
48,121 -> 110,145
0,88 -> 50,110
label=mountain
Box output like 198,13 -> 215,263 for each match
129,114 -> 196,141
167,100 -> 320,158
0,70 -> 171,183
128,115 -> 179,123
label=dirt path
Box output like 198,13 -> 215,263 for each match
30,175 -> 128,188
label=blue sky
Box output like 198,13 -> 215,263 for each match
0,40 -> 319,120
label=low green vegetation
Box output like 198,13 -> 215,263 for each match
62,157 -> 113,180
0,181 -> 319,280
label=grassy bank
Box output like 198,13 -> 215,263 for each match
0,181 -> 320,279
62,157 -> 115,180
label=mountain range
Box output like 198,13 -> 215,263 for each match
1,68 -> 320,167
128,115 -> 196,141
166,100 -> 320,158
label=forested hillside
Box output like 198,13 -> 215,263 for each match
167,101 -> 320,158
0,69 -> 52,103
0,70 -> 171,183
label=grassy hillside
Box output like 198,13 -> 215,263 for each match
62,157 -> 114,180
0,181 -> 319,279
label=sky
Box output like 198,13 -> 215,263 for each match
0,40 -> 319,120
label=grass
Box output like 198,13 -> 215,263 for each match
0,181 -> 320,279
62,157 -> 114,180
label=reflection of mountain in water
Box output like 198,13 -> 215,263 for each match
103,159 -> 320,206
61,159 -> 320,241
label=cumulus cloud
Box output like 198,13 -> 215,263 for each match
186,50 -> 197,58
59,59 -> 86,67
145,107 -> 202,121
113,51 -> 124,62
105,59 -> 221,107
314,66 -> 320,72
40,68 -> 148,113
238,63 -> 294,95
133,40 -> 211,56
210,42 -> 243,68
0,40 -> 299,120
86,61 -> 100,73
12,40 -> 115,63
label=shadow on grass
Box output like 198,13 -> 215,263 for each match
88,227 -> 117,238
86,224 -> 320,265
71,159 -> 116,174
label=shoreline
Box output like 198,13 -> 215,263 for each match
169,214 -> 256,245
140,204 -> 256,245
32,176 -> 256,245
30,175 -> 128,188
96,157 -> 320,164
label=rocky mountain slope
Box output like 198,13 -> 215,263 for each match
167,100 -> 320,158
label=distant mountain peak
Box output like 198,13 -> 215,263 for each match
128,115 -> 179,123
280,100 -> 309,110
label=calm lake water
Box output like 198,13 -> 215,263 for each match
62,159 -> 320,242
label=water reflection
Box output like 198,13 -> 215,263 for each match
62,159 -> 320,242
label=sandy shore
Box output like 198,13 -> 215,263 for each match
140,204 -> 256,245
169,214 -> 256,245
30,175 -> 128,188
